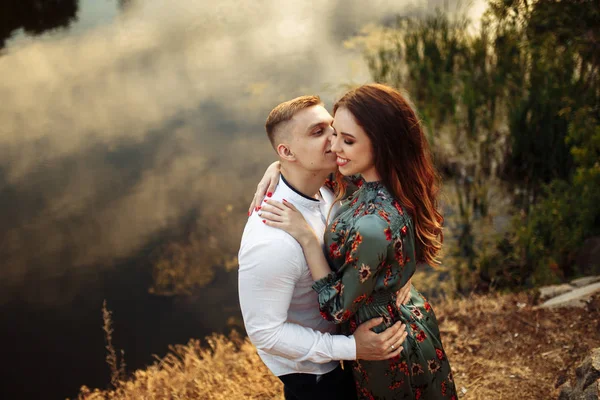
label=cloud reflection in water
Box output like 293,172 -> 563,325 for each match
0,0 -> 484,305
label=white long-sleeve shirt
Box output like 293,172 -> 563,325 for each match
238,176 -> 356,376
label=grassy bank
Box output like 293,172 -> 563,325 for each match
74,292 -> 599,400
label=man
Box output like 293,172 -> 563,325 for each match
238,96 -> 409,400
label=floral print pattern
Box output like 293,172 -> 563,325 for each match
313,180 -> 457,399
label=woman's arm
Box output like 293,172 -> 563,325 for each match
297,231 -> 333,281
248,161 -> 280,216
260,201 -> 395,324
250,167 -> 363,217
259,199 -> 332,280
312,216 -> 390,324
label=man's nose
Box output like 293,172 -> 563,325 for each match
330,135 -> 341,153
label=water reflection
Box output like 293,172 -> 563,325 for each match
0,0 -> 78,49
2,0 -> 476,307
118,0 -> 133,10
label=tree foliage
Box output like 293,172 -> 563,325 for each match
353,0 -> 600,291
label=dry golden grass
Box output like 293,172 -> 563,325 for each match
76,293 -> 600,400
77,331 -> 283,400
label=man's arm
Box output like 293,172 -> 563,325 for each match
238,238 -> 407,362
239,239 -> 355,363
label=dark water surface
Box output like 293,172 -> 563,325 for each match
1,1 -> 246,398
1,251 -> 241,399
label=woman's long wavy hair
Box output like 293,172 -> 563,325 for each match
333,83 -> 444,266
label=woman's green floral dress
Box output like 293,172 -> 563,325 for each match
314,180 -> 457,400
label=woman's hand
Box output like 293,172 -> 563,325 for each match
259,199 -> 318,247
248,161 -> 281,216
395,278 -> 412,308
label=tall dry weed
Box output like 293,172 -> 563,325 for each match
102,300 -> 126,389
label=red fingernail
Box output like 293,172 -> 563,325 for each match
282,199 -> 287,202
248,211 -> 251,216
255,206 -> 259,211
264,199 -> 268,202
257,206 -> 261,210
262,220 -> 266,224
267,192 -> 273,197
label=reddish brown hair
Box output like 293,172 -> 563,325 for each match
333,84 -> 444,265
265,95 -> 323,148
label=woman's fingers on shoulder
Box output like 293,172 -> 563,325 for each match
282,199 -> 298,211
249,194 -> 262,215
259,204 -> 281,215
261,219 -> 279,227
266,181 -> 277,198
263,199 -> 286,210
255,183 -> 268,199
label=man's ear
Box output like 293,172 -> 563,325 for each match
276,143 -> 295,161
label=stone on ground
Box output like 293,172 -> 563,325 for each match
539,284 -> 576,301
571,276 -> 600,288
540,282 -> 600,309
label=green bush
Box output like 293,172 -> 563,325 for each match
516,108 -> 600,283
352,0 -> 600,293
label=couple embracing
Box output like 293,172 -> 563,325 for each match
238,84 -> 457,400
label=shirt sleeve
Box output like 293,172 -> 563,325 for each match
238,238 -> 356,363
312,215 -> 389,324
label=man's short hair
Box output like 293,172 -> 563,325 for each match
265,95 -> 323,148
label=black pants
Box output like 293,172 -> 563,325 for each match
278,364 -> 357,400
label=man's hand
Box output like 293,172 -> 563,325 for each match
354,318 -> 407,361
395,279 -> 412,309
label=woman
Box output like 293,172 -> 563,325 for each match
258,84 -> 457,399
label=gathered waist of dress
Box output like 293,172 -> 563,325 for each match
366,289 -> 398,306
350,291 -> 402,333
345,286 -> 427,335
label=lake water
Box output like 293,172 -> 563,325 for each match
0,1 -> 487,398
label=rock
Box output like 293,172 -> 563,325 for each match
558,383 -> 573,400
539,282 -> 600,308
577,348 -> 600,391
559,348 -> 600,400
572,276 -> 600,288
582,382 -> 600,400
539,284 -> 576,301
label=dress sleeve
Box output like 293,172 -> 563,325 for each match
312,215 -> 389,323
239,238 -> 356,362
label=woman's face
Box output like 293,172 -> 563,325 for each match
331,107 -> 379,181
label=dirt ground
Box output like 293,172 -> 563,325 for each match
438,293 -> 600,399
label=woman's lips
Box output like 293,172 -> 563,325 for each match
336,156 -> 349,167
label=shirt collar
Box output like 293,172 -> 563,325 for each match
278,175 -> 323,209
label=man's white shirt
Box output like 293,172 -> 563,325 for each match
238,176 -> 356,376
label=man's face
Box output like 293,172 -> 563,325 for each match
287,105 -> 337,173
